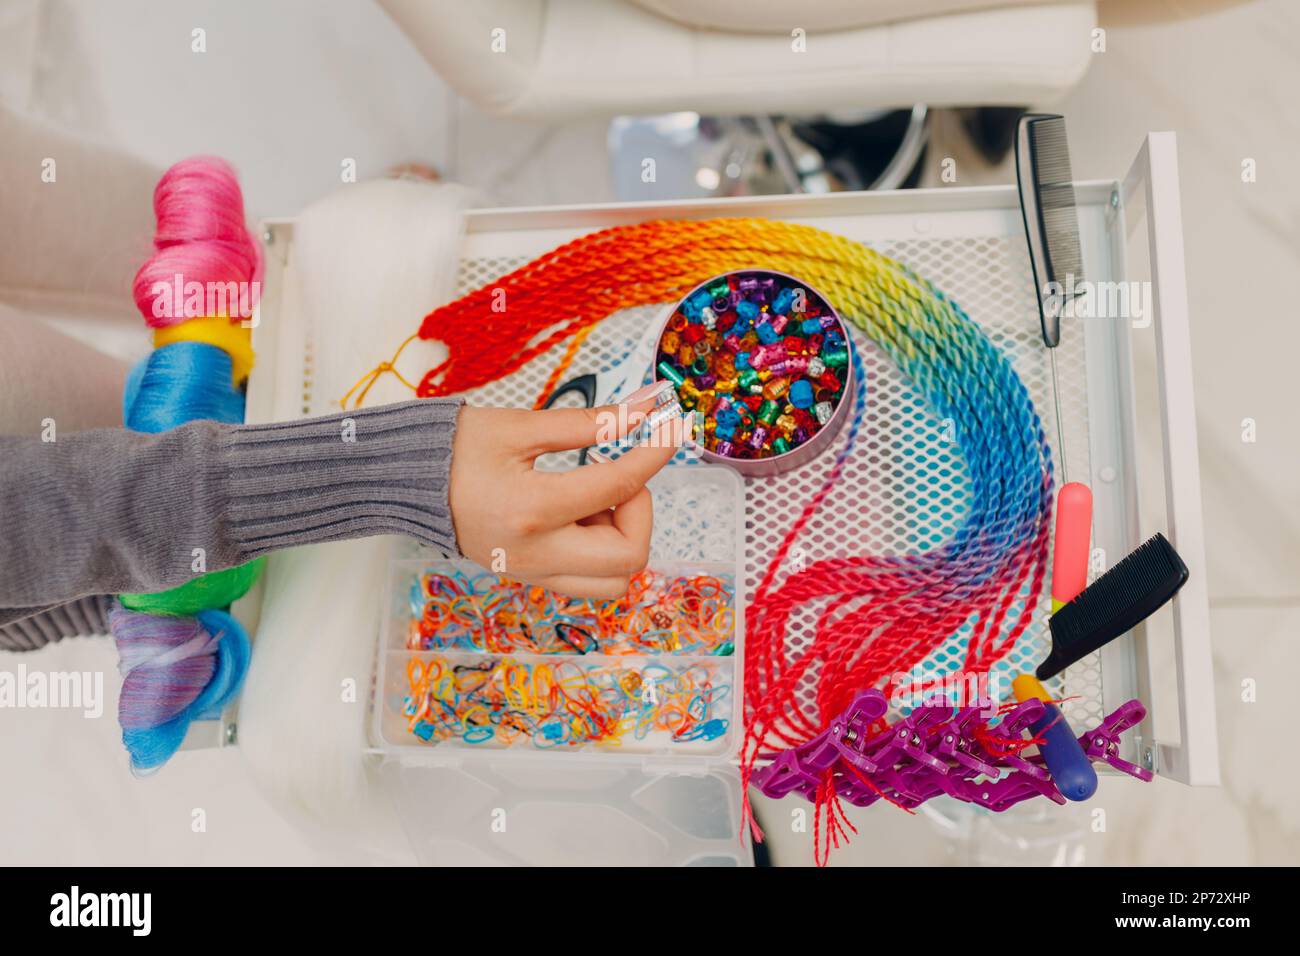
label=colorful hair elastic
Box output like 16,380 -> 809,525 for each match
407,566 -> 735,656
113,157 -> 264,773
360,218 -> 1056,857
403,654 -> 731,750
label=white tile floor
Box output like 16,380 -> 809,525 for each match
1,0 -> 1296,866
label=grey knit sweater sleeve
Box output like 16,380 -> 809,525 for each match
0,399 -> 460,650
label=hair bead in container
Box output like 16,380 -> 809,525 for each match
655,269 -> 855,476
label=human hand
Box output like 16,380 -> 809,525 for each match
448,385 -> 689,599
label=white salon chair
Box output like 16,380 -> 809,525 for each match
378,0 -> 1097,120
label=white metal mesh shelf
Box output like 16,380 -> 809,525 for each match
243,140 -> 1218,868
443,234 -> 1103,732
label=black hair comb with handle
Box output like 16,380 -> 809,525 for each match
1037,532 -> 1189,681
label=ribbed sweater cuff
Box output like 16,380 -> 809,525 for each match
0,595 -> 112,652
220,399 -> 461,559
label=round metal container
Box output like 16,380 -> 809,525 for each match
655,269 -> 856,477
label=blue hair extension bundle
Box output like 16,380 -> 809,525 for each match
123,341 -> 246,432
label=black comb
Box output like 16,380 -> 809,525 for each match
1037,533 -> 1189,681
1015,113 -> 1084,348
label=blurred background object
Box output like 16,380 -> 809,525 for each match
379,0 -> 1096,199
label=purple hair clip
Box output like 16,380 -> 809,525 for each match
935,703 -> 1003,778
968,767 -> 1067,812
750,689 -> 1156,813
1079,699 -> 1154,782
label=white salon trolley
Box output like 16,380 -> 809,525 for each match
210,133 -> 1216,865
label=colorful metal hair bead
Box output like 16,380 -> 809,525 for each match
655,270 -> 855,476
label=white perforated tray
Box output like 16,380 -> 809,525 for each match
234,133 -> 1217,863
448,234 -> 1100,731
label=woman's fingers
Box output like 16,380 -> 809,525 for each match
522,398 -> 654,457
536,417 -> 685,524
610,486 -> 653,557
543,518 -> 651,577
533,491 -> 656,597
578,509 -> 614,528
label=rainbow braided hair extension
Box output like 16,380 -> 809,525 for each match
110,157 -> 263,772
363,217 -> 1053,828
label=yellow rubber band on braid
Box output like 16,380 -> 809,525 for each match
153,316 -> 255,385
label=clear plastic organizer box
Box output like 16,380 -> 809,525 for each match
374,465 -> 747,760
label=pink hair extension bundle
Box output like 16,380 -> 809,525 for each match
132,156 -> 263,327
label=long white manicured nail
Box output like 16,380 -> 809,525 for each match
623,380 -> 673,405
